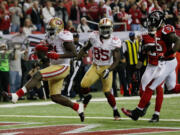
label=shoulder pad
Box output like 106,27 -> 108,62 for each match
59,31 -> 73,42
112,36 -> 121,48
89,31 -> 98,40
162,25 -> 175,35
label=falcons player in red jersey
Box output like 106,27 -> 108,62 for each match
121,10 -> 180,121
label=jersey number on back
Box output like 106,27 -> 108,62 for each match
94,47 -> 109,61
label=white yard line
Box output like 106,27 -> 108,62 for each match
0,115 -> 180,122
62,124 -> 100,134
0,94 -> 180,108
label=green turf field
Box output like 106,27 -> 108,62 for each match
0,92 -> 180,135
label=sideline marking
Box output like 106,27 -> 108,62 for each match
0,115 -> 180,122
0,94 -> 180,108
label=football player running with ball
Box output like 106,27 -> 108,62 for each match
3,17 -> 85,122
77,18 -> 122,120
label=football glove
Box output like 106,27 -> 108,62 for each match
103,69 -> 110,79
35,45 -> 48,52
47,51 -> 60,60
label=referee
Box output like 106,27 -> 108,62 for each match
122,32 -> 140,96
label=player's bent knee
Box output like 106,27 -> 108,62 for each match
81,80 -> 90,88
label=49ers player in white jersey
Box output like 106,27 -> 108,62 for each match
122,11 -> 180,121
77,18 -> 122,120
3,17 -> 85,122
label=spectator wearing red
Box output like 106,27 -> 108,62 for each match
114,4 -> 131,31
128,3 -> 142,31
29,51 -> 38,61
24,0 -> 33,14
86,0 -> 100,29
63,0 -> 72,17
102,0 -> 113,21
79,0 -> 88,18
0,1 -> 10,34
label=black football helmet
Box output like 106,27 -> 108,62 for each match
147,10 -> 165,34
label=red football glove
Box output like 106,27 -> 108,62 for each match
47,52 -> 60,60
35,45 -> 49,52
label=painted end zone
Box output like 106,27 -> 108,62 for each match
0,123 -> 21,126
0,124 -> 180,135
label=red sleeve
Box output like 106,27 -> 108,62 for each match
26,8 -> 32,14
138,10 -> 142,19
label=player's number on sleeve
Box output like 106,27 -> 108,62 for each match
94,47 -> 109,61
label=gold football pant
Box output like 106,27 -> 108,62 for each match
40,65 -> 70,96
81,64 -> 112,92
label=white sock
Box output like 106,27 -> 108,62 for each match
154,111 -> 160,115
137,106 -> 143,111
113,106 -> 117,110
22,86 -> 27,93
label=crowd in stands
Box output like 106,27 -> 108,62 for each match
0,0 -> 180,102
0,0 -> 180,35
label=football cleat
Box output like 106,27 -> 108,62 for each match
141,102 -> 151,117
77,103 -> 84,122
2,91 -> 18,104
11,93 -> 19,103
113,109 -> 121,120
149,114 -> 159,123
1,91 -> 11,102
83,94 -> 92,108
121,108 -> 143,121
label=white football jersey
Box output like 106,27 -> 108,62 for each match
47,30 -> 73,66
89,31 -> 121,66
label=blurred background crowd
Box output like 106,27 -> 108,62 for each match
0,0 -> 180,35
0,0 -> 180,102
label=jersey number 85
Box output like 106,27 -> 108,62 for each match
94,47 -> 110,61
